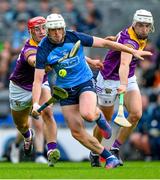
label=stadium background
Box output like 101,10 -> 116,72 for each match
0,0 -> 159,162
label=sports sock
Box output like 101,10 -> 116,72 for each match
100,148 -> 112,159
112,139 -> 122,149
96,114 -> 112,139
47,142 -> 57,152
22,129 -> 31,140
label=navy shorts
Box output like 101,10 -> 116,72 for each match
60,79 -> 96,106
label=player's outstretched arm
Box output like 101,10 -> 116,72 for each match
131,49 -> 152,60
104,35 -> 117,41
85,56 -> 104,70
92,37 -> 152,60
118,52 -> 132,94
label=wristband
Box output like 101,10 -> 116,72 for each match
33,102 -> 39,107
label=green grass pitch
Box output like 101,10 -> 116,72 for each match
0,161 -> 160,179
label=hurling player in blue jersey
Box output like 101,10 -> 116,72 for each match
31,13 -> 151,169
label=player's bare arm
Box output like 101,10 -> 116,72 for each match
24,49 -> 37,67
32,69 -> 45,116
118,50 -> 133,94
104,35 -> 118,41
27,55 -> 36,67
85,56 -> 104,70
92,37 -> 152,60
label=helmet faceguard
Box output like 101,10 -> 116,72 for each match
28,16 -> 46,43
132,9 -> 154,32
46,14 -> 66,44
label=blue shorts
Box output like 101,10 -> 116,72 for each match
60,79 -> 96,106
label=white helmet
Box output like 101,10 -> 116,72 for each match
133,9 -> 154,32
46,13 -> 66,30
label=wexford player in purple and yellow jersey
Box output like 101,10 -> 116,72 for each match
31,13 -> 152,169
9,16 -> 60,167
90,9 -> 154,167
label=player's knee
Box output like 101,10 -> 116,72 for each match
129,111 -> 142,124
42,107 -> 53,121
81,112 -> 96,122
16,123 -> 29,132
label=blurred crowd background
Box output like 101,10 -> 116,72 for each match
0,0 -> 160,162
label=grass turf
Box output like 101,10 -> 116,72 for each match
0,161 -> 160,179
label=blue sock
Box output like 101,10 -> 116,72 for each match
96,114 -> 112,139
100,148 -> 112,159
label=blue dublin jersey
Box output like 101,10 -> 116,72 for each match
36,30 -> 94,88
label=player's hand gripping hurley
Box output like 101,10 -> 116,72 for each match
32,86 -> 68,119
37,86 -> 68,112
114,93 -> 132,127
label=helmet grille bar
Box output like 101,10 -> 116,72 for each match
137,14 -> 152,17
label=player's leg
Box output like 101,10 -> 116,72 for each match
61,104 -> 120,169
79,90 -> 113,167
89,105 -> 114,167
40,83 -> 60,166
94,73 -> 118,142
11,108 -> 30,133
62,105 -> 102,152
31,116 -> 47,163
94,105 -> 114,142
111,89 -> 142,165
59,80 -> 120,169
108,76 -> 141,165
89,73 -> 117,166
116,90 -> 142,143
11,108 -> 34,156
79,80 -> 112,140
9,81 -> 34,156
80,92 -> 112,138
